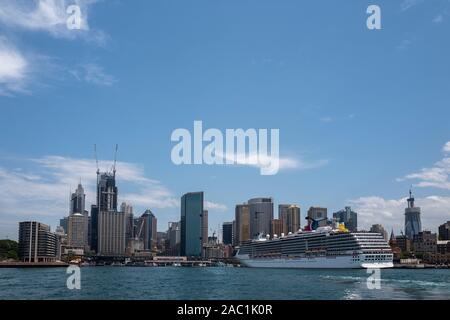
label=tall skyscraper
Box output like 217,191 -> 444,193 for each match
98,211 -> 126,256
97,172 -> 118,212
202,210 -> 209,246
370,224 -> 388,241
121,202 -> 134,250
67,213 -> 89,250
90,205 -> 99,252
279,204 -> 301,234
235,204 -> 250,245
18,221 -> 57,262
95,162 -> 126,256
140,209 -> 157,250
248,198 -> 274,239
307,207 -> 328,227
333,206 -> 358,232
222,222 -> 233,245
180,192 -> 204,257
405,190 -> 422,240
70,182 -> 86,214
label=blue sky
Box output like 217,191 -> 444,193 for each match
1,0 -> 450,240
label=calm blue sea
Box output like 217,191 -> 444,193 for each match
0,267 -> 449,300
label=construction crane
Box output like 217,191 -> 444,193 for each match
112,144 -> 118,177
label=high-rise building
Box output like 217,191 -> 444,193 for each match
18,221 -> 57,262
248,198 -> 274,239
202,210 -> 208,247
97,211 -> 126,256
270,219 -> 283,237
140,209 -> 157,250
168,221 -> 181,255
70,182 -> 86,215
405,190 -> 422,240
222,222 -> 233,245
333,207 -> 358,232
97,172 -> 118,212
307,207 -> 328,227
67,213 -> 89,250
235,204 -> 250,245
180,192 -> 204,257
59,217 -> 68,234
90,205 -> 99,252
370,224 -> 388,241
438,221 -> 450,240
95,166 -> 125,256
279,204 -> 301,234
121,202 -> 134,251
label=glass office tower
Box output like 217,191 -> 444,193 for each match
180,192 -> 204,257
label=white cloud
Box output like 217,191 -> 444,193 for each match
349,195 -> 450,234
400,0 -> 424,12
205,201 -> 227,211
70,63 -> 117,86
0,0 -> 100,40
0,37 -> 29,95
216,151 -> 327,175
398,141 -> 450,190
443,141 -> 450,153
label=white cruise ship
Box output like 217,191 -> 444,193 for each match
235,225 -> 393,269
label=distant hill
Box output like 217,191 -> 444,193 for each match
0,240 -> 19,261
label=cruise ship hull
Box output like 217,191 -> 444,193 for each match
235,254 -> 393,269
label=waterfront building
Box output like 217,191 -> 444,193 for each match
168,221 -> 181,256
94,166 -> 126,256
395,235 -> 411,253
222,222 -> 233,245
202,210 -> 208,246
405,190 -> 422,239
248,198 -> 274,239
307,207 -> 328,227
412,231 -> 437,255
97,211 -> 126,256
270,219 -> 283,237
67,213 -> 89,250
18,221 -> 57,262
279,204 -> 301,234
370,224 -> 388,241
438,221 -> 450,240
333,207 -> 358,232
180,192 -> 204,257
235,204 -> 250,245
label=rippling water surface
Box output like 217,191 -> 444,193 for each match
0,267 -> 449,300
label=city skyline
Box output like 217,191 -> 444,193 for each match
1,1 -> 450,239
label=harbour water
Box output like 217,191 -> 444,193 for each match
0,267 -> 449,300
